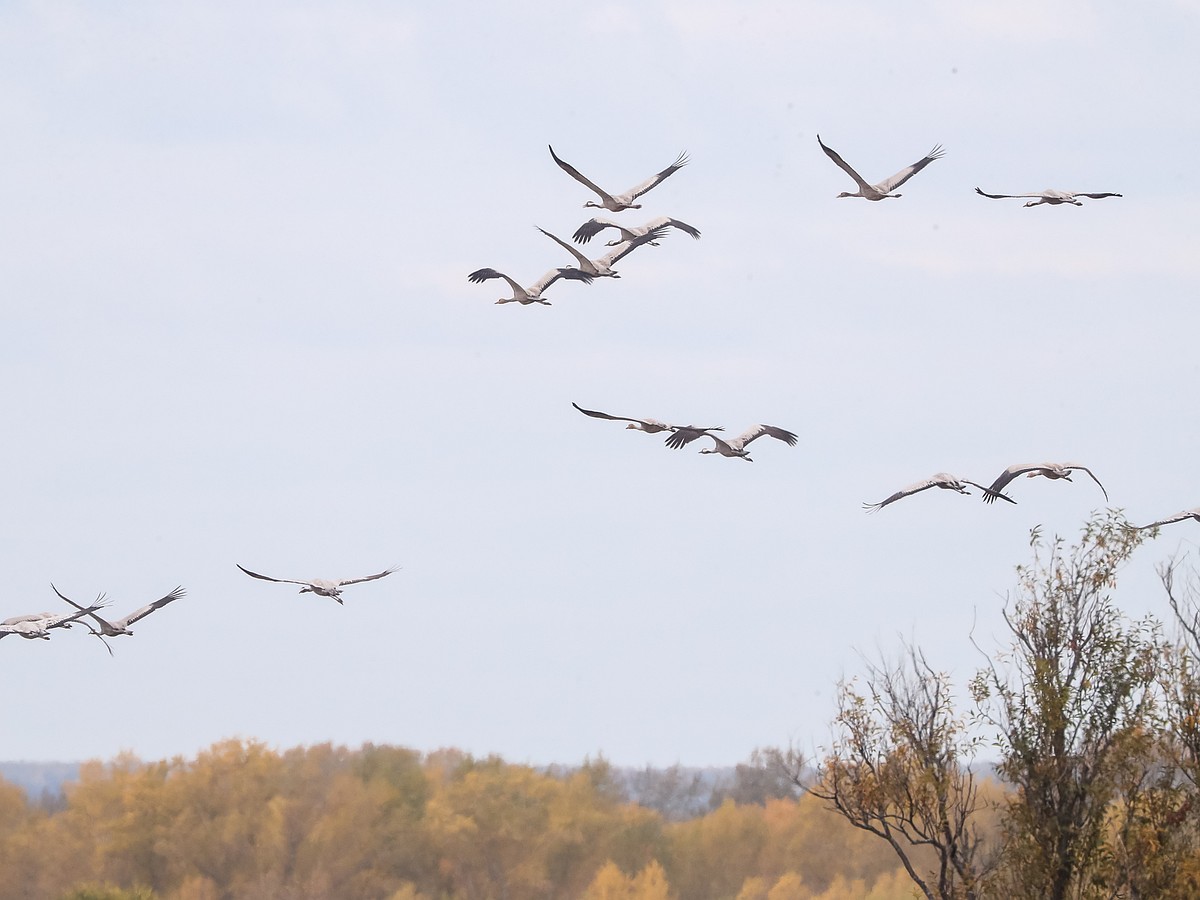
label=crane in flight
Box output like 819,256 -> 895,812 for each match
549,145 -> 689,212
981,462 -> 1108,504
864,473 -> 1015,512
237,564 -> 397,604
52,584 -> 186,656
571,403 -> 723,442
817,135 -> 945,200
975,187 -> 1122,207
572,215 -> 701,246
468,266 -> 593,305
669,425 -> 798,462
537,224 -> 668,278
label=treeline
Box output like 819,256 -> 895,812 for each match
0,740 -> 926,900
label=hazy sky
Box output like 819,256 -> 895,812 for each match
2,0 -> 1198,767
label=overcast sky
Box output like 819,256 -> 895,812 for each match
2,0 -> 1198,768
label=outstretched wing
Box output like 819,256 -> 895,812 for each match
863,478 -> 941,512
237,564 -> 310,587
876,145 -> 945,193
1,611 -> 56,626
664,426 -> 724,450
623,151 -> 689,201
1064,464 -> 1109,501
1074,192 -> 1122,200
1138,507 -> 1200,530
468,267 -> 503,284
115,586 -> 186,629
51,583 -> 116,631
469,268 -> 525,296
572,402 -> 645,426
528,267 -> 594,297
536,226 -> 591,268
549,145 -> 613,204
817,135 -> 872,192
974,187 -> 1041,200
738,424 -> 799,447
961,480 -> 1017,505
572,217 -> 623,244
337,568 -> 397,588
43,601 -> 109,631
656,216 -> 701,239
982,463 -> 1045,504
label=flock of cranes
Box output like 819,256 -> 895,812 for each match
816,134 -> 1122,207
469,145 -> 798,462
6,133 -> 1185,659
467,137 -> 1123,306
863,463 -> 1109,512
9,142 -> 713,653
542,138 -> 1186,529
571,403 -> 798,463
0,599 -> 108,643
2,566 -> 397,651
468,146 -> 701,306
864,463 -> 1196,532
806,138 -> 1179,526
1,587 -> 184,651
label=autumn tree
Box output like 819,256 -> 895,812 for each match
581,859 -> 675,900
665,799 -> 772,899
811,643 -> 989,899
971,511 -> 1164,900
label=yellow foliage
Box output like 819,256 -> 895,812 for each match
630,860 -> 674,900
0,779 -> 28,837
811,873 -> 868,900
667,799 -> 770,898
582,859 -> 675,900
863,867 -> 920,900
171,875 -> 220,900
386,883 -> 430,900
735,875 -> 771,900
766,871 -> 808,900
582,860 -> 635,900
0,741 -> 976,900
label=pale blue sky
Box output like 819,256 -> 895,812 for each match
2,0 -> 1198,766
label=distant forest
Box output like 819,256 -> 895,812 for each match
0,740 -> 919,899
1,753 -> 807,821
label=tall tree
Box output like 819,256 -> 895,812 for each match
811,643 -> 988,899
971,511 -> 1163,900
